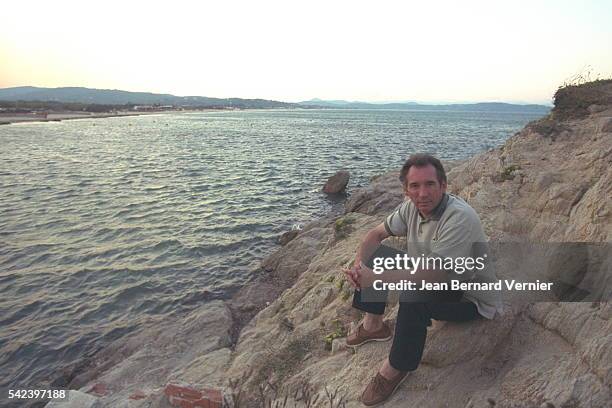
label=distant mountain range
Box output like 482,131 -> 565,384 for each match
302,98 -> 420,106
298,98 -> 551,113
0,86 -> 551,113
0,86 -> 297,109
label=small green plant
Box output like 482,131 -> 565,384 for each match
325,275 -> 335,283
333,216 -> 355,240
334,219 -> 343,230
498,165 -> 521,181
323,319 -> 348,350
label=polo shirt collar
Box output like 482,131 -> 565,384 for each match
419,193 -> 449,221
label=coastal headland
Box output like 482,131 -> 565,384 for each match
45,80 -> 611,408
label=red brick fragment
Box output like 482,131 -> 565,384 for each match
164,383 -> 224,408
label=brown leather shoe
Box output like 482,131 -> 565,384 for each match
361,371 -> 408,406
346,322 -> 392,347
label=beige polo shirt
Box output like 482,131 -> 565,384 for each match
384,193 -> 503,319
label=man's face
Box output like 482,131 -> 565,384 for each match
404,164 -> 447,217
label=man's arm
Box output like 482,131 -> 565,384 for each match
344,223 -> 389,288
355,223 -> 390,269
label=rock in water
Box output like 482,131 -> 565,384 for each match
322,170 -> 350,193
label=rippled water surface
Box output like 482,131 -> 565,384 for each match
0,108 -> 543,392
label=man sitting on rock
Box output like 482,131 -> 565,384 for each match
343,153 -> 502,406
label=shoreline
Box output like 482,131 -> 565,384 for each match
0,109 -> 222,125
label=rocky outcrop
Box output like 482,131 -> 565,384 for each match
217,81 -> 611,407
47,301 -> 234,408
447,110 -> 611,243
51,81 -> 611,408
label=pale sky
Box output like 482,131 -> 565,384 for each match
1,0 -> 611,104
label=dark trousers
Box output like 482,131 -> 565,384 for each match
352,245 -> 482,372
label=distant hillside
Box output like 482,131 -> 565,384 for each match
0,87 -> 552,113
299,98 -> 551,113
0,86 -> 298,109
302,98 -> 419,107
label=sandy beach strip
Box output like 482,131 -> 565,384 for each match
0,110 -> 216,125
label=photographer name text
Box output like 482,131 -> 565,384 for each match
373,279 -> 553,292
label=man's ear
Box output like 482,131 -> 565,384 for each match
440,181 -> 448,192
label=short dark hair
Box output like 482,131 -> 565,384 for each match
399,153 -> 447,186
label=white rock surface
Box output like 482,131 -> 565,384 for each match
45,390 -> 99,408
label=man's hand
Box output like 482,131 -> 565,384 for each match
343,262 -> 378,289
343,223 -> 390,290
355,262 -> 376,288
343,264 -> 361,289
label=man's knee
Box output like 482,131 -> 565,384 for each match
397,302 -> 432,327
